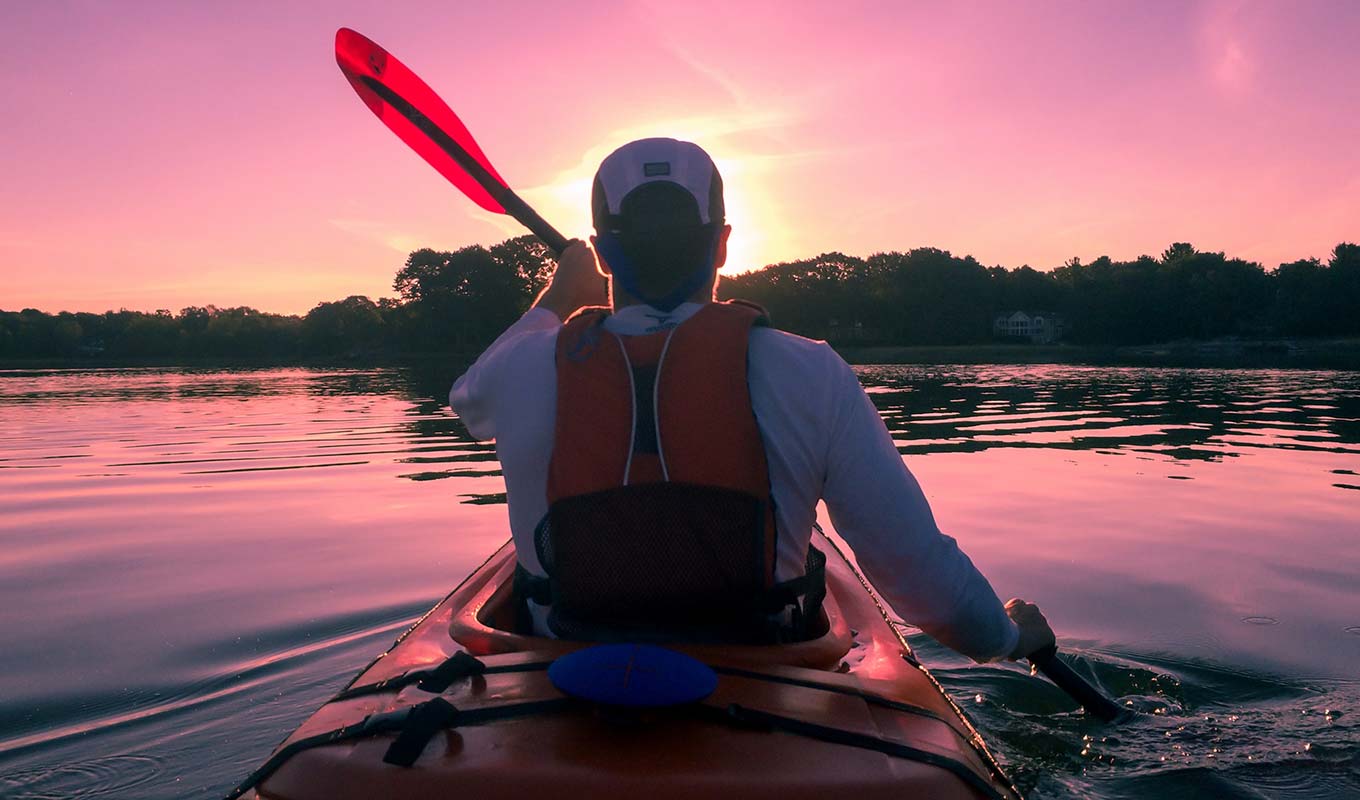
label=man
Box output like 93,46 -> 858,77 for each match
451,137 -> 1053,661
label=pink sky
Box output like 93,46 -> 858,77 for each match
3,0 -> 1357,315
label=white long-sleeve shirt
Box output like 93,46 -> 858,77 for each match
449,302 -> 1019,662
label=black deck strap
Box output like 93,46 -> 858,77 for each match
718,704 -> 1009,800
222,696 -> 578,800
416,651 -> 487,693
382,697 -> 461,767
711,665 -> 945,723
379,698 -> 578,768
331,658 -> 551,703
452,697 -> 575,726
221,712 -> 407,800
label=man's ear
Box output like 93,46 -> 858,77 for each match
589,235 -> 613,277
714,225 -> 733,270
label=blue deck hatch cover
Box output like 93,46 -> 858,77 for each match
547,644 -> 718,707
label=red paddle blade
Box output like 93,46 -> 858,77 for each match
335,27 -> 508,213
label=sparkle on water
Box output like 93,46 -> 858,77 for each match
1,364 -> 1357,799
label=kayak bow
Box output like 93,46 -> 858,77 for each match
229,528 -> 1023,800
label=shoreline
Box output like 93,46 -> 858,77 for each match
4,338 -> 1359,373
835,337 -> 1360,370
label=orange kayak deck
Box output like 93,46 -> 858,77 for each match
238,531 -> 1022,800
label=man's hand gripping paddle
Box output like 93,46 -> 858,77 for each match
1010,599 -> 1129,722
1027,647 -> 1129,722
335,28 -> 569,256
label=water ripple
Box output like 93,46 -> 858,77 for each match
0,754 -> 162,800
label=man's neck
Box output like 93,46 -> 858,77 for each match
610,285 -> 717,312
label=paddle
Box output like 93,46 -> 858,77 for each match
1027,645 -> 1129,722
334,27 -> 569,256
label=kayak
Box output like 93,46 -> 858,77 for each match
229,528 -> 1022,800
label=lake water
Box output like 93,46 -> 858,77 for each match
1,364 -> 1357,799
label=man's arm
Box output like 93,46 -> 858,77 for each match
819,355 -> 1054,662
449,241 -> 606,440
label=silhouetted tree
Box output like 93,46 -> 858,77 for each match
303,296 -> 385,355
1272,258 -> 1328,335
489,234 -> 557,301
393,245 -> 528,349
722,252 -> 869,338
1330,243 -> 1360,335
866,249 -> 993,344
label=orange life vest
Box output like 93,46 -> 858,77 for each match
523,301 -> 823,643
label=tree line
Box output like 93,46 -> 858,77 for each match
3,237 -> 1357,360
720,241 -> 1360,345
0,236 -> 555,360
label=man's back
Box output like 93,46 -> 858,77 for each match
451,300 -> 1020,661
455,301 -> 841,577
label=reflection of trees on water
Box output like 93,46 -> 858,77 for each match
12,365 -> 1353,482
398,363 -> 1360,467
855,366 -> 1360,461
3,367 -> 433,405
387,364 -> 497,485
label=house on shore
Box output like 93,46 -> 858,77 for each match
826,318 -> 877,343
993,311 -> 1066,344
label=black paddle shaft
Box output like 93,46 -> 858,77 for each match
359,76 -> 570,256
1026,646 -> 1128,723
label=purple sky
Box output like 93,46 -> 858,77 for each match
3,0 -> 1358,313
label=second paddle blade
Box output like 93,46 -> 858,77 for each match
335,27 -> 508,213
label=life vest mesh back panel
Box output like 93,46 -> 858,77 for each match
536,484 -> 772,641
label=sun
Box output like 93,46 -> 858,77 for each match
688,143 -> 800,276
524,120 -> 796,277
708,154 -> 768,275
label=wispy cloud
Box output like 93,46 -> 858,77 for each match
326,218 -> 428,254
1200,0 -> 1257,93
665,42 -> 751,107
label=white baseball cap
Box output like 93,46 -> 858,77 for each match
591,138 -> 725,232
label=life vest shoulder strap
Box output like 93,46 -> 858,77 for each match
550,308 -> 630,499
720,297 -> 771,324
655,301 -> 769,496
556,306 -> 611,364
